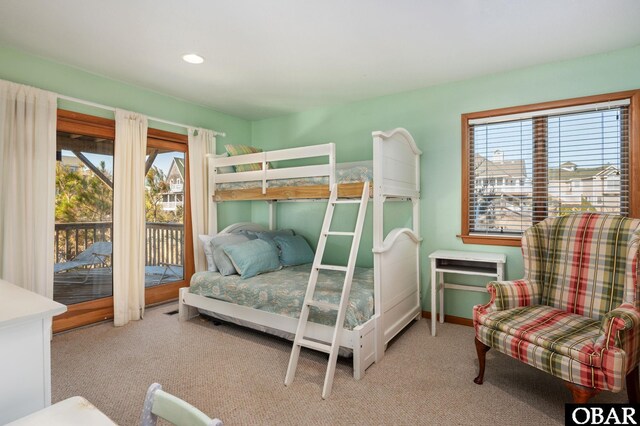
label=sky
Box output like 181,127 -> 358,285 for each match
61,150 -> 183,178
473,108 -> 624,178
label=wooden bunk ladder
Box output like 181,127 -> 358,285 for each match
284,182 -> 369,399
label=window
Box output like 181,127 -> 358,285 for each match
55,131 -> 114,306
144,132 -> 191,307
461,90 -> 640,246
53,110 -> 193,332
145,147 -> 186,287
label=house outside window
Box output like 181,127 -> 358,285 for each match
460,90 -> 639,246
162,157 -> 185,211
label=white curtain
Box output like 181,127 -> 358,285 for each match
0,80 -> 57,297
113,109 -> 147,326
188,128 -> 216,272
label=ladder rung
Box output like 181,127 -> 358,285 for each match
306,300 -> 340,310
317,264 -> 348,272
332,200 -> 360,204
286,182 -> 369,398
297,338 -> 332,353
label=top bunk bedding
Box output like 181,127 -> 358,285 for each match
216,160 -> 372,191
189,263 -> 374,330
211,160 -> 373,201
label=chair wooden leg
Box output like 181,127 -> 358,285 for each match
626,365 -> 640,404
474,337 -> 490,385
564,381 -> 600,403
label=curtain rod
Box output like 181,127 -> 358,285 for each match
57,94 -> 226,137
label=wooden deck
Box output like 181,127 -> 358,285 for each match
53,268 -> 182,305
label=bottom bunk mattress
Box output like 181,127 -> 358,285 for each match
189,263 -> 374,330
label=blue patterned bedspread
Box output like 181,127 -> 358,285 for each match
189,263 -> 374,330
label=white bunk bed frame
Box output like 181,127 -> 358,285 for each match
179,128 -> 422,380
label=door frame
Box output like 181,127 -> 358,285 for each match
53,109 -> 194,332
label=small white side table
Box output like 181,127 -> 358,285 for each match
429,250 -> 506,336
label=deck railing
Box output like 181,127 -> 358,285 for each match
54,221 -> 183,266
54,222 -> 112,264
145,222 -> 184,266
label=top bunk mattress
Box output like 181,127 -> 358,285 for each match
189,263 -> 373,330
215,160 -> 372,191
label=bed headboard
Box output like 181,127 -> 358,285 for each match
372,128 -> 421,199
219,222 -> 266,234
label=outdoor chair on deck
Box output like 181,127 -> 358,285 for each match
144,263 -> 184,285
55,239 -> 183,286
54,241 -> 112,283
473,213 -> 640,403
140,383 -> 222,426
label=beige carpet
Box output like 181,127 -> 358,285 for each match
52,303 -> 627,426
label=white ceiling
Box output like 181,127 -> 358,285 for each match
1,0 -> 640,120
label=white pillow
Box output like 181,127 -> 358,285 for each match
198,234 -> 217,272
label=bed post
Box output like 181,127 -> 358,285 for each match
412,197 -> 421,321
178,288 -> 198,321
268,201 -> 276,230
412,198 -> 420,240
210,201 -> 218,235
413,138 -> 422,322
329,142 -> 336,189
352,333 -> 364,380
207,136 -> 218,235
372,132 -> 385,363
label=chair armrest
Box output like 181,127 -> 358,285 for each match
480,279 -> 542,313
598,303 -> 640,350
595,303 -> 640,374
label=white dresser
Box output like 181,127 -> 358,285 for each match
0,279 -> 67,424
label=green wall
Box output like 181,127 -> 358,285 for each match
0,45 -> 253,228
251,44 -> 640,318
4,42 -> 640,318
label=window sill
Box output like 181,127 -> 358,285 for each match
457,234 -> 521,247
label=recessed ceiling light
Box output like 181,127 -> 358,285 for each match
182,53 -> 204,64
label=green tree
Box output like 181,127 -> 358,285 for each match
558,196 -> 596,216
56,161 -> 183,224
145,166 -> 171,223
174,204 -> 184,222
55,162 -> 113,222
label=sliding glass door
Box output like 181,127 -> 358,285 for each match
54,132 -> 114,305
144,136 -> 191,306
144,148 -> 185,288
53,110 -> 192,332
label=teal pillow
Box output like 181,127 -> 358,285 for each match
273,235 -> 315,266
223,239 -> 281,279
254,229 -> 295,250
210,233 -> 252,276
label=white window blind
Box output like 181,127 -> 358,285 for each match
468,101 -> 629,236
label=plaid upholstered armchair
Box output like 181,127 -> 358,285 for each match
473,213 -> 640,403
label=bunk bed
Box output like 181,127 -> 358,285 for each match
179,128 -> 422,380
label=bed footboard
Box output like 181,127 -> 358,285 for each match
373,228 -> 422,360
